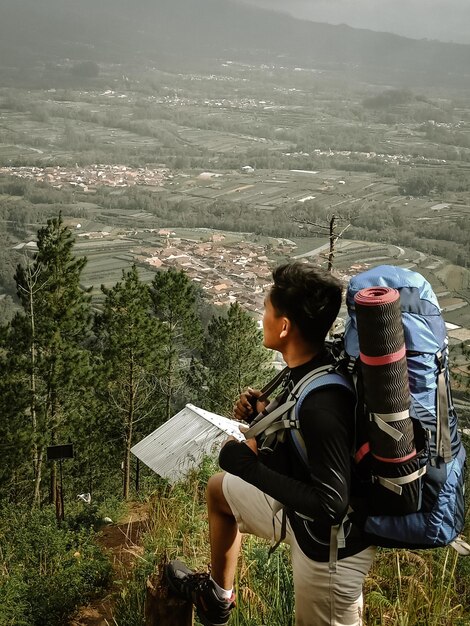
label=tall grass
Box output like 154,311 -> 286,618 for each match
113,453 -> 470,626
365,548 -> 469,625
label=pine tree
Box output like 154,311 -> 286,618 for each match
0,319 -> 32,500
0,215 -> 93,504
202,302 -> 273,416
151,268 -> 203,420
96,265 -> 164,499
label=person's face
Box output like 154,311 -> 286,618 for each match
262,292 -> 288,350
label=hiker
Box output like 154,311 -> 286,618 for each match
167,262 -> 376,626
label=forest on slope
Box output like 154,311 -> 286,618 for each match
0,215 -> 276,624
0,215 -> 272,506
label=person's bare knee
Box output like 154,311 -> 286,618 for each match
207,472 -> 233,517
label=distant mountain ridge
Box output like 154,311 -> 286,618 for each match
1,0 -> 470,86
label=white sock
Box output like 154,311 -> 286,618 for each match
210,576 -> 233,600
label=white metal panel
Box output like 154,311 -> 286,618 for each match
131,404 -> 245,484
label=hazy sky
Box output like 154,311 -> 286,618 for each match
246,0 -> 470,45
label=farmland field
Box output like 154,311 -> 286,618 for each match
0,59 -> 469,336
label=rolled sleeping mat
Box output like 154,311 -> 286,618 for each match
354,287 -> 422,514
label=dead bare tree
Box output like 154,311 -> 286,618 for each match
291,213 -> 351,272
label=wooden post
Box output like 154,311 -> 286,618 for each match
135,458 -> 140,493
145,562 -> 193,626
55,484 -> 63,526
59,458 -> 65,521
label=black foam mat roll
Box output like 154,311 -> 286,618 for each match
361,361 -> 410,414
355,297 -> 404,358
354,287 -> 415,462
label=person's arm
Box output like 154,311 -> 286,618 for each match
219,387 -> 353,524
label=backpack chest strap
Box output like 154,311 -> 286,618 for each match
244,364 -> 335,440
244,399 -> 297,439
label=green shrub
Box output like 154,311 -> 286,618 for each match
0,506 -> 112,626
65,494 -> 126,532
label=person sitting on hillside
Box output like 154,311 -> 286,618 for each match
166,261 -> 375,626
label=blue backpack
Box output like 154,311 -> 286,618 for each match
343,265 -> 467,549
247,265 -> 468,552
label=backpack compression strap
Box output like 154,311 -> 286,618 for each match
436,350 -> 452,463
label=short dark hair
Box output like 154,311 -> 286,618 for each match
269,262 -> 343,347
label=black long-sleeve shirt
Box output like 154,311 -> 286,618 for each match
219,350 -> 370,561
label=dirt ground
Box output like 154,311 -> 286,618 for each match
70,503 -> 149,626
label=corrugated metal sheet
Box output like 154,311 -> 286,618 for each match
131,404 -> 244,484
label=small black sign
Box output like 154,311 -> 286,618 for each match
47,444 -> 74,460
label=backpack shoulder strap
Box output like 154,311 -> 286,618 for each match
296,370 -> 354,409
290,370 -> 355,468
289,368 -> 356,573
260,365 -> 356,569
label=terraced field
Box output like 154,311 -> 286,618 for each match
1,60 -> 469,337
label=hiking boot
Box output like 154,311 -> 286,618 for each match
166,559 -> 235,626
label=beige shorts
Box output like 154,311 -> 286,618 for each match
222,472 -> 376,626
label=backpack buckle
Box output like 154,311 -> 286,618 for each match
289,416 -> 300,429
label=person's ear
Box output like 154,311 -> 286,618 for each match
279,317 -> 290,339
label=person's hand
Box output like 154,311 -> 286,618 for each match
233,388 -> 268,422
222,423 -> 248,447
221,435 -> 258,456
